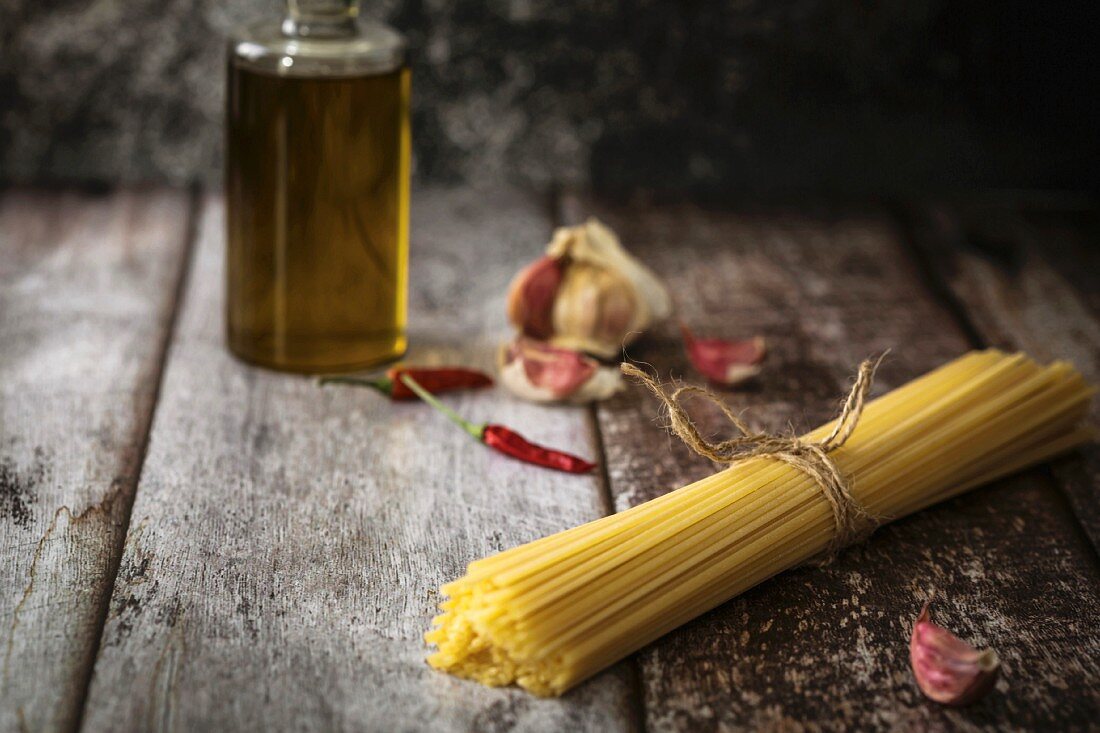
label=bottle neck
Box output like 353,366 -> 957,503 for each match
233,0 -> 405,77
282,0 -> 360,39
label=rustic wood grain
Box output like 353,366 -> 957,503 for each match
80,189 -> 637,732
903,201 -> 1100,555
566,195 -> 1100,731
0,188 -> 193,732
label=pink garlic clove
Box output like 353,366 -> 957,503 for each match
498,337 -> 624,404
681,324 -> 766,387
506,255 -> 563,340
910,603 -> 1001,706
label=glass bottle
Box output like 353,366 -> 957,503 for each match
226,0 -> 410,373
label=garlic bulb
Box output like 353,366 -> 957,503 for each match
507,218 -> 671,358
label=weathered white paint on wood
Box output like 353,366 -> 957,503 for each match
80,189 -> 635,732
0,188 -> 192,732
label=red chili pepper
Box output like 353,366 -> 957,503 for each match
481,425 -> 596,473
320,366 -> 493,400
400,374 -> 596,474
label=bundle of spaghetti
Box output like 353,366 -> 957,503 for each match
425,350 -> 1094,696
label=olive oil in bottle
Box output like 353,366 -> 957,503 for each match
226,0 -> 410,373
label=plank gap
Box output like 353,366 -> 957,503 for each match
899,198 -> 1100,559
889,202 -> 989,349
585,407 -> 618,520
1038,463 -> 1100,570
68,183 -> 204,733
584,402 -> 648,733
889,201 -> 1100,566
1,185 -> 198,731
556,186 -> 647,733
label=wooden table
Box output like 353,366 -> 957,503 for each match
2,186 -> 1098,732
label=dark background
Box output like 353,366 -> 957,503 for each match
1,0 -> 1098,196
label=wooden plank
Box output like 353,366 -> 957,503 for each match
567,196 -> 1100,731
0,188 -> 193,732
81,189 -> 637,731
903,201 -> 1100,553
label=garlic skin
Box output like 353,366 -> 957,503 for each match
506,218 -> 671,358
910,603 -> 1001,706
498,337 -> 624,404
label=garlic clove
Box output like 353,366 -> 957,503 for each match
506,255 -> 563,340
498,337 -> 624,404
682,324 -> 766,387
910,603 -> 1001,706
548,218 -> 672,332
550,264 -> 639,358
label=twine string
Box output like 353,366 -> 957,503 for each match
621,355 -> 886,559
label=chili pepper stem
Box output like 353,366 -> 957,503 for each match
400,374 -> 486,441
318,374 -> 393,396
